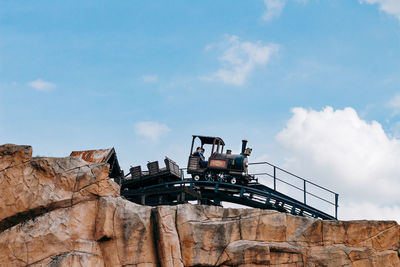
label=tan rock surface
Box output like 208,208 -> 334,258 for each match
0,144 -> 157,267
0,200 -> 102,266
0,144 -> 32,171
155,206 -> 184,267
0,144 -> 399,267
0,144 -> 119,232
95,197 -> 158,267
173,204 -> 399,266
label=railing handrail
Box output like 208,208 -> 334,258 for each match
249,161 -> 338,195
178,160 -> 339,219
251,172 -> 337,206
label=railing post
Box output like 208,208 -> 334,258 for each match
303,180 -> 306,204
214,182 -> 219,193
273,166 -> 276,191
335,194 -> 339,219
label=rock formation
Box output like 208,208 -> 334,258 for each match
0,144 -> 399,266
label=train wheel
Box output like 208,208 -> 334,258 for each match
205,172 -> 213,181
230,178 -> 237,184
217,173 -> 225,182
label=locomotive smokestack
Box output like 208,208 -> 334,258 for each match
241,140 -> 248,155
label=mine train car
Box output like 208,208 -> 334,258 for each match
187,135 -> 255,185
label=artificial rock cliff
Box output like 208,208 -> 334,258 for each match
0,144 -> 399,267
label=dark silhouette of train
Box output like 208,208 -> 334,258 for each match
74,135 -> 339,220
187,135 -> 255,185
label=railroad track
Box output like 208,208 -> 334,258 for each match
121,180 -> 337,220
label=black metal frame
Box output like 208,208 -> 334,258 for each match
122,159 -> 339,220
190,135 -> 225,155
248,162 -> 339,219
123,180 -> 337,220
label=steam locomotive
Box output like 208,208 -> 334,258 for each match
187,135 -> 255,185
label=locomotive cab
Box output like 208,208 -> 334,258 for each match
187,135 -> 225,173
187,135 -> 254,184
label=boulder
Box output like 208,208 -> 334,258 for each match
0,145 -> 119,231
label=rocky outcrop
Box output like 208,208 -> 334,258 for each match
168,205 -> 400,266
0,144 -> 399,266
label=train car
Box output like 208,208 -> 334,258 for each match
121,157 -> 181,190
187,135 -> 255,185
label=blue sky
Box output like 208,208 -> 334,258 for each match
1,0 -> 400,220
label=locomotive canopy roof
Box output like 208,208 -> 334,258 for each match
193,135 -> 225,146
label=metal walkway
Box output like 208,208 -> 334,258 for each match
121,161 -> 339,220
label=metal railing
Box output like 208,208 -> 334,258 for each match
248,162 -> 339,219
179,161 -> 339,219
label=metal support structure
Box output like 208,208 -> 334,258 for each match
214,195 -> 221,205
248,161 -> 339,220
122,160 -> 339,221
291,205 -> 296,215
122,180 -> 337,220
214,183 -> 219,193
335,194 -> 339,219
240,187 -> 244,198
266,193 -> 271,204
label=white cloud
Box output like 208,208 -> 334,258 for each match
360,0 -> 400,20
28,79 -> 56,91
276,106 -> 400,221
204,35 -> 279,86
262,0 -> 286,21
261,0 -> 308,22
135,121 -> 170,142
142,74 -> 158,83
340,202 -> 400,221
262,0 -> 400,23
390,121 -> 400,138
388,93 -> 400,114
